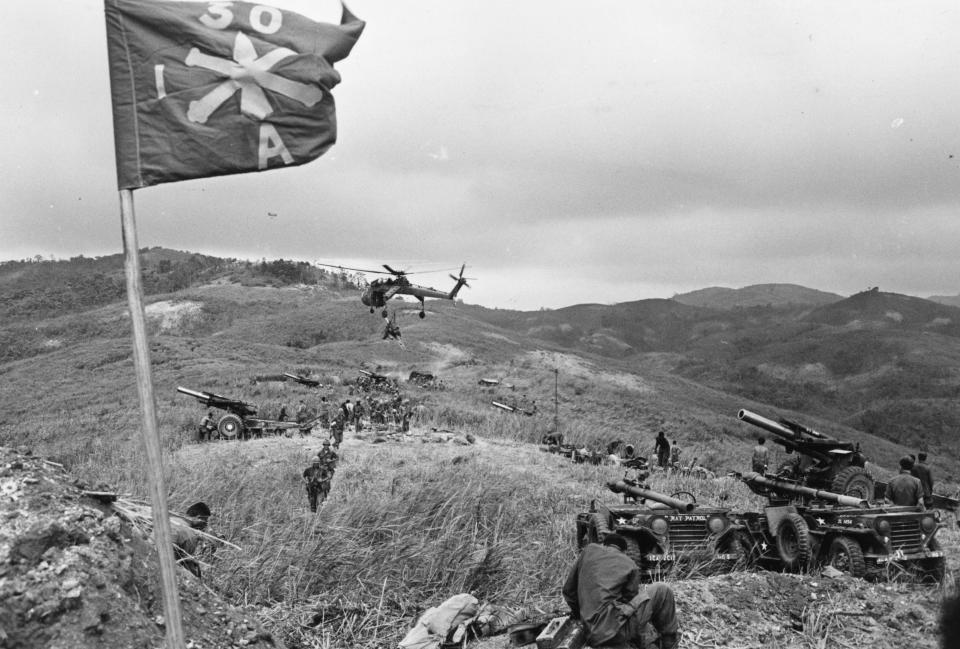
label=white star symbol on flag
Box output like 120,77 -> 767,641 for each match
760,541 -> 768,551
617,518 -> 628,525
816,517 -> 826,525
184,32 -> 323,124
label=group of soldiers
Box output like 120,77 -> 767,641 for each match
302,439 -> 339,512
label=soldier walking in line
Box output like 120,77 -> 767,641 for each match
910,452 -> 934,508
353,398 -> 364,433
331,415 -> 344,449
303,459 -> 329,512
751,437 -> 770,473
317,439 -> 339,472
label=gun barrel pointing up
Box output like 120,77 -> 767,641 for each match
737,409 -> 796,439
176,386 -> 210,401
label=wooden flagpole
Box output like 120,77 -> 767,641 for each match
119,189 -> 187,649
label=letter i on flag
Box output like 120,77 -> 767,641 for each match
104,0 -> 364,189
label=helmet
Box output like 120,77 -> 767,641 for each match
312,458 -> 320,465
322,440 -> 331,446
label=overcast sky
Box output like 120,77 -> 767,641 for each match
3,1 -> 960,309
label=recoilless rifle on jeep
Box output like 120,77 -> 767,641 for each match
735,471 -> 945,582
576,479 -> 752,581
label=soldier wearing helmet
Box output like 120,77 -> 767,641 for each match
317,439 -> 339,472
303,458 -> 330,512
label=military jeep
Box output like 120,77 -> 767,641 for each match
575,479 -> 752,581
737,472 -> 945,582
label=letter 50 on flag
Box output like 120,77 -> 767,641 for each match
105,0 -> 363,189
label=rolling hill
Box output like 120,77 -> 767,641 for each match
0,250 -> 957,649
672,283 -> 843,309
1,249 -> 958,479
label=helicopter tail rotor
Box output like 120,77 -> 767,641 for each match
448,264 -> 473,298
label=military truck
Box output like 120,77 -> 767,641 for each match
575,479 -> 752,581
737,472 -> 945,582
177,386 -> 303,440
738,409 -> 873,499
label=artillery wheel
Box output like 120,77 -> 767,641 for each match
590,511 -> 611,543
722,531 -> 757,569
670,491 -> 697,504
217,414 -> 243,439
776,513 -> 811,571
831,466 -> 874,500
827,536 -> 866,578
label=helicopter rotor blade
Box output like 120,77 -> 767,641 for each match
315,262 -> 392,275
382,264 -> 407,276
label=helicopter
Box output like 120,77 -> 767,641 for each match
318,263 -> 472,318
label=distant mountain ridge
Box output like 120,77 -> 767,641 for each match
672,283 -> 843,309
928,293 -> 960,308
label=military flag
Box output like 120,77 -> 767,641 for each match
104,0 -> 364,189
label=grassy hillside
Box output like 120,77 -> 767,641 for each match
1,251 -> 957,648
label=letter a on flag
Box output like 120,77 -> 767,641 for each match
104,0 -> 364,189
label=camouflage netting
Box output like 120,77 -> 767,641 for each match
0,446 -> 283,649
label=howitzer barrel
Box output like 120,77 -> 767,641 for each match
737,409 -> 797,440
177,386 -> 209,401
606,480 -> 695,513
742,472 -> 867,508
738,409 -> 833,462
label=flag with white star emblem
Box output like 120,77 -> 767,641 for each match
104,0 -> 363,189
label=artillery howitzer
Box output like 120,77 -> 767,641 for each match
491,400 -> 536,416
283,372 -> 321,387
735,471 -> 945,582
177,386 -> 303,440
738,409 -> 873,499
575,479 -> 751,581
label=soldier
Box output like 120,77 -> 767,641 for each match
198,411 -> 216,442
302,459 -> 328,512
670,440 -> 681,467
886,456 -> 925,508
353,399 -> 364,433
331,415 -> 344,449
563,533 -> 679,649
317,439 -> 339,472
910,452 -> 934,508
751,436 -> 770,473
278,403 -> 288,421
296,403 -> 314,437
654,432 -> 670,468
173,502 -> 210,578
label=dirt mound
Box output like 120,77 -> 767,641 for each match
0,446 -> 283,649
